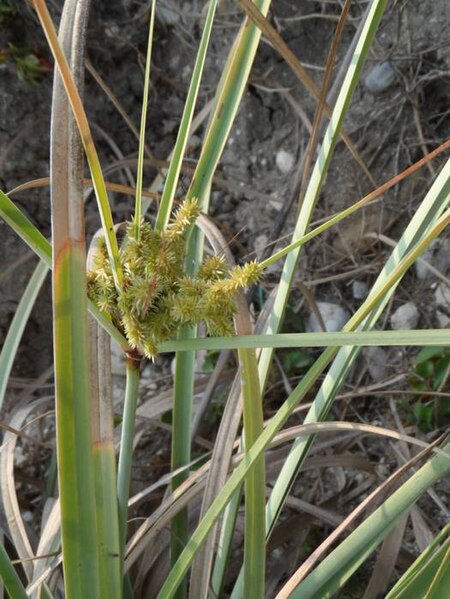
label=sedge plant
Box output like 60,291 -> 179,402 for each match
0,1 -> 449,598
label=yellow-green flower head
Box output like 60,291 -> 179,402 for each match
86,199 -> 262,359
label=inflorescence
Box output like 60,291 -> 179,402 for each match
87,199 -> 262,358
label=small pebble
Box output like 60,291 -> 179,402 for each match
390,302 -> 419,330
415,247 -> 434,280
254,234 -> 269,260
435,283 -> 450,327
157,2 -> 180,26
363,347 -> 388,382
364,61 -> 396,94
22,511 -> 33,523
307,302 -> 349,333
415,239 -> 450,280
432,239 -> 450,275
275,149 -> 295,174
352,280 -> 368,300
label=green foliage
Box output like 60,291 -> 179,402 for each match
87,199 -> 262,359
412,346 -> 450,390
281,349 -> 313,374
0,43 -> 50,82
408,346 -> 450,431
0,0 -> 15,23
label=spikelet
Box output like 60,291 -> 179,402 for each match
166,198 -> 200,238
229,260 -> 262,287
197,255 -> 228,281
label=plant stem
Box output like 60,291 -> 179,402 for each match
117,357 -> 141,564
239,347 -> 265,598
171,326 -> 196,599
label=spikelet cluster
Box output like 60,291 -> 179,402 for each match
87,199 -> 262,359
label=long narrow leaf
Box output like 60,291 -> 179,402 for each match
386,523 -> 450,599
0,260 -> 48,410
155,0 -> 218,230
32,0 -> 123,289
289,439 -> 450,599
0,542 -> 28,599
49,1 -> 101,594
264,158 -> 450,543
159,328 -> 450,353
258,0 -> 388,389
133,0 -> 156,237
157,207 -> 448,597
0,190 -> 126,348
187,0 -> 272,204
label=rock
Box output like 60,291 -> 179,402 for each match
275,149 -> 295,174
415,239 -> 450,280
157,1 -> 180,26
390,302 -> 419,330
254,234 -> 269,259
435,283 -> 450,327
415,247 -> 434,280
22,511 -> 33,523
432,239 -> 450,276
352,280 -> 368,300
307,302 -> 349,333
364,61 -> 396,94
363,347 -> 388,382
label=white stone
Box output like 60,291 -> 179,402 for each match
157,2 -> 180,25
352,280 -> 368,300
363,346 -> 388,382
414,239 -> 449,280
390,302 -> 419,330
415,247 -> 435,280
254,234 -> 269,259
275,149 -> 295,174
433,239 -> 450,275
22,511 -> 33,523
364,62 -> 396,94
307,302 -> 349,333
435,283 -> 450,327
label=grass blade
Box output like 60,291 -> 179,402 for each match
288,439 -> 450,599
0,190 -> 51,264
32,0 -> 123,289
49,1 -> 102,594
263,159 -> 450,544
0,190 -> 127,348
257,0 -> 388,390
133,0 -> 156,238
0,260 -> 48,410
158,328 -> 450,353
170,326 -> 196,599
386,523 -> 450,599
156,206 -> 448,597
0,543 -> 28,599
423,543 -> 450,598
187,0 -> 271,204
239,345 -> 265,598
155,0 -> 218,230
89,318 -> 122,598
